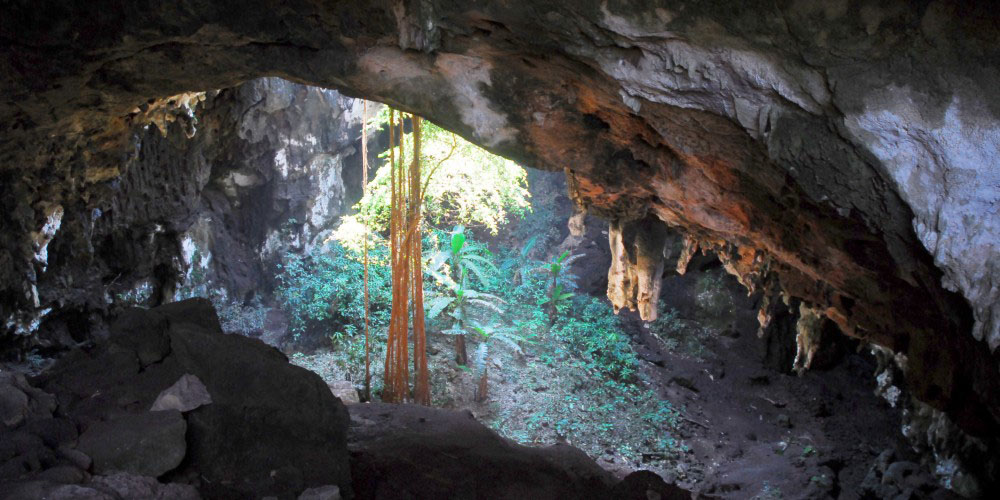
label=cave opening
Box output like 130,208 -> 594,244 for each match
3,2 -> 1000,498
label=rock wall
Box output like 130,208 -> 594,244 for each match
1,0 -> 998,443
0,77 -> 376,353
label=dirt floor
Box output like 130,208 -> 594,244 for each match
287,244 -> 960,500
429,267 -> 947,498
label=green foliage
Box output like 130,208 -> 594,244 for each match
426,226 -> 505,345
551,297 -> 639,382
538,251 -> 579,325
274,240 -> 392,343
212,294 -> 267,336
694,271 -> 734,320
470,324 -> 532,376
649,304 -> 712,359
349,119 -> 530,238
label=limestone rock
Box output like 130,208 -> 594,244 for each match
76,410 -> 187,477
611,470 -> 691,500
607,215 -> 669,321
327,381 -> 359,405
37,299 -> 351,498
0,372 -> 56,428
150,374 -> 212,413
298,485 -> 341,500
90,473 -> 201,500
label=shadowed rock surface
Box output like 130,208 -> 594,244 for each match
1,300 -> 692,499
2,1 -> 998,444
33,298 -> 351,498
348,402 -> 620,499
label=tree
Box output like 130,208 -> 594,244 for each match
348,119 -> 530,237
383,110 -> 430,404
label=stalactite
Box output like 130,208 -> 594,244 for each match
606,215 -> 669,321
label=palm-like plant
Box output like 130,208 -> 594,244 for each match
470,324 -> 532,402
539,251 -> 581,326
427,226 -> 502,365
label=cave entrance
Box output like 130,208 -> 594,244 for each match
78,77 -> 930,497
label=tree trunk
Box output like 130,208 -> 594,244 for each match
455,334 -> 468,366
475,366 -> 488,403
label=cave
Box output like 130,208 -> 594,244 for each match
1,1 -> 999,498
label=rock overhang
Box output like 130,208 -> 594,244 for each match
1,0 -> 998,436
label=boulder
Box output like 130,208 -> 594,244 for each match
327,381 -> 359,405
298,485 -> 341,500
0,381 -> 29,427
76,410 -> 187,477
37,299 -> 351,498
0,372 -> 56,428
149,374 -> 212,413
0,474 -> 201,500
611,470 -> 691,500
90,472 -> 201,500
348,403 -> 618,499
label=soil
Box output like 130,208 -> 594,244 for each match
294,263 -> 946,498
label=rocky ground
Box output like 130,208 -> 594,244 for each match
290,261 -> 963,499
0,298 -> 695,499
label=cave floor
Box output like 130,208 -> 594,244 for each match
618,311 -> 915,498
295,300 -> 928,499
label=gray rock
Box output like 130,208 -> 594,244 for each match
149,374 -> 212,412
883,461 -> 919,486
0,382 -> 29,427
77,410 -> 186,477
39,300 -> 351,498
57,445 -> 92,471
327,381 -> 359,405
0,372 -> 56,428
298,485 -> 341,500
25,417 -> 78,447
91,472 -> 201,500
0,481 -> 115,500
36,464 -> 86,484
776,414 -> 792,429
109,308 -> 172,367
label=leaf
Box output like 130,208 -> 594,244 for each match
461,260 -> 491,287
470,326 -> 489,339
429,250 -> 451,272
426,296 -> 455,319
427,268 -> 458,289
460,253 -> 498,270
492,333 -> 524,355
451,230 -> 466,256
469,298 -> 504,314
440,327 -> 466,336
474,343 -> 488,373
520,235 -> 539,259
558,292 -> 575,301
556,250 -> 570,264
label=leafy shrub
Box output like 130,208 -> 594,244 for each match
274,241 -> 392,344
552,297 -> 639,382
649,303 -> 711,359
211,293 -> 267,336
352,119 -> 530,236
